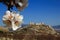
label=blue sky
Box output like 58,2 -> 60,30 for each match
0,0 -> 60,26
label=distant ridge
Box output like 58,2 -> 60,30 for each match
52,25 -> 60,29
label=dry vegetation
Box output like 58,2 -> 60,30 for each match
0,24 -> 60,40
0,33 -> 60,40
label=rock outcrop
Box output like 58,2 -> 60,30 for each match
14,23 -> 57,35
0,23 -> 59,40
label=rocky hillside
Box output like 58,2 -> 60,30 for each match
0,23 -> 60,40
0,26 -> 9,32
0,23 -> 58,35
14,23 -> 58,35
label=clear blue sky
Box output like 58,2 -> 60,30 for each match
0,0 -> 60,26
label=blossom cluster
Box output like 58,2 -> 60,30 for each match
3,11 -> 23,27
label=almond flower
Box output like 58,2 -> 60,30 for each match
3,11 -> 23,30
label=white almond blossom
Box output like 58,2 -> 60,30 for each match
3,11 -> 23,31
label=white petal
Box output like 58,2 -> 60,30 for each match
18,2 -> 23,7
2,18 -> 6,20
3,15 -> 9,20
16,13 -> 19,16
6,11 -> 11,15
20,15 -> 23,19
